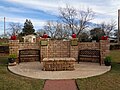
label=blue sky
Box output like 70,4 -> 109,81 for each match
0,0 -> 119,35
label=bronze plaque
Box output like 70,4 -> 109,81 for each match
40,40 -> 48,46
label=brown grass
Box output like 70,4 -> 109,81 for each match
0,57 -> 44,90
76,50 -> 120,90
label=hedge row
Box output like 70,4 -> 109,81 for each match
110,44 -> 120,50
0,46 -> 9,53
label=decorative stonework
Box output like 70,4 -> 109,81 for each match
9,39 -> 110,64
100,40 -> 110,64
43,58 -> 75,71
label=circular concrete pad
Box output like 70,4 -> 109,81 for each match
8,62 -> 111,79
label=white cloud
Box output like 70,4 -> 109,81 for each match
6,17 -> 46,27
0,17 -> 46,32
0,0 -> 120,35
0,6 -> 27,13
6,0 -> 64,15
4,0 -> 120,27
13,1 -> 118,19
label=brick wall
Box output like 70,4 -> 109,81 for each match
79,42 -> 100,50
41,40 -> 70,60
9,40 -> 40,62
9,40 -> 40,55
40,39 -> 109,63
9,40 -> 19,55
100,40 -> 110,63
19,42 -> 39,50
9,39 -> 110,64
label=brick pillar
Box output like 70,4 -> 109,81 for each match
40,39 -> 49,61
70,38 -> 78,61
100,40 -> 110,64
9,40 -> 19,63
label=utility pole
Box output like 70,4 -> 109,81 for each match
118,10 -> 120,44
4,17 -> 6,36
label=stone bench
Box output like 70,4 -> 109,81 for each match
42,58 -> 76,71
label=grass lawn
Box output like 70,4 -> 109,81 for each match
76,50 -> 120,90
1,50 -> 120,90
0,56 -> 44,90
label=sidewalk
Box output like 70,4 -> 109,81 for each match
43,80 -> 78,90
8,62 -> 111,79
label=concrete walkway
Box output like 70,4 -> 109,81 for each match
43,80 -> 77,90
8,61 -> 111,79
8,62 -> 111,90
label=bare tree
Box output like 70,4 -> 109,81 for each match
8,22 -> 22,36
44,21 -> 56,38
54,22 -> 64,38
55,23 -> 71,39
99,20 -> 117,36
59,5 -> 77,33
59,5 -> 95,37
42,5 -> 95,40
36,29 -> 46,37
43,20 -> 71,39
76,8 -> 95,36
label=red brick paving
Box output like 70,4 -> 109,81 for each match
43,79 -> 78,90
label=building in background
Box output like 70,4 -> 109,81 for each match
22,35 -> 36,43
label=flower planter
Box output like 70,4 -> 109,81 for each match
72,34 -> 76,38
42,34 -> 48,38
11,35 -> 17,40
8,54 -> 17,64
104,61 -> 111,66
101,36 -> 108,40
8,58 -> 16,63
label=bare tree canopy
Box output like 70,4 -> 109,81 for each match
43,20 -> 70,39
8,22 -> 22,36
36,29 -> 46,37
55,22 -> 70,39
76,8 -> 95,36
59,5 -> 77,33
44,21 -> 56,38
42,5 -> 95,40
99,20 -> 117,36
59,5 -> 95,37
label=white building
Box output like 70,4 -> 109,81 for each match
22,35 -> 36,43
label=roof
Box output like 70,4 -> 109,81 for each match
22,35 -> 36,38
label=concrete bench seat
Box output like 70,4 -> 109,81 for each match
42,58 -> 76,71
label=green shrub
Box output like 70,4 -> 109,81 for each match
104,56 -> 112,62
9,54 -> 17,58
104,56 -> 112,66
